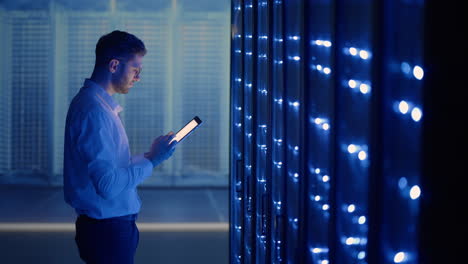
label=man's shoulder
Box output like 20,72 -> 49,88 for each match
67,90 -> 109,122
69,89 -> 105,113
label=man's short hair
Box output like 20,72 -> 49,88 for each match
95,30 -> 147,66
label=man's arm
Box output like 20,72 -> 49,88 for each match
76,111 -> 153,200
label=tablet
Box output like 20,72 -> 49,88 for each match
169,116 -> 203,144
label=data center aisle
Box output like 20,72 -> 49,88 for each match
0,186 -> 229,264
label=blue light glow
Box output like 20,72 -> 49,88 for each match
398,177 -> 408,189
359,50 -> 370,60
398,100 -> 409,114
359,83 -> 370,94
290,101 -> 300,108
358,216 -> 366,224
410,185 -> 421,200
347,144 -> 357,153
413,65 -> 424,80
358,150 -> 367,161
401,62 -> 411,74
411,107 -> 422,122
348,79 -> 357,88
322,175 -> 330,182
289,35 -> 300,40
357,251 -> 366,260
394,252 -> 406,263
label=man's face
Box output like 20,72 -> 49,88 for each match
111,54 -> 143,94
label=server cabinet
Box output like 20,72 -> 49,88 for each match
377,1 -> 424,263
230,0 -> 425,263
305,0 -> 334,263
230,1 -> 244,263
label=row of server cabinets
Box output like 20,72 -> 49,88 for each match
229,0 -> 464,263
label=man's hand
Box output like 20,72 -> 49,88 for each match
144,132 -> 178,167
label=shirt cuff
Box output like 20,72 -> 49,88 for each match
131,154 -> 155,172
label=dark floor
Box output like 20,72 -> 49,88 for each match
0,185 -> 229,264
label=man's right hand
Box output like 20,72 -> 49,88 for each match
144,132 -> 178,167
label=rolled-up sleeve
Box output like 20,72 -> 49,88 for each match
76,110 -> 153,200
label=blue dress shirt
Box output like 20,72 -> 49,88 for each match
63,79 -> 154,219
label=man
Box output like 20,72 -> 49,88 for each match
63,30 -> 177,264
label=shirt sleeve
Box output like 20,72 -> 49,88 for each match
76,110 -> 153,200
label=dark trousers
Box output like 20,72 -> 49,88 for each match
75,214 -> 139,264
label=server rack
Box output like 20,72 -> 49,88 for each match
230,0 -> 430,263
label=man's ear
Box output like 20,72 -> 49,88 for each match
108,59 -> 120,73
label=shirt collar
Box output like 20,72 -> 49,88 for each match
83,78 -> 123,115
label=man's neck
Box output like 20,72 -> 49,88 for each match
89,71 -> 116,96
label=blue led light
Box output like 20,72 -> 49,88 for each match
290,55 -> 301,61
358,216 -> 366,225
401,62 -> 411,74
274,161 -> 283,168
393,252 -> 407,263
311,247 -> 329,254
346,79 -> 372,94
290,101 -> 300,108
398,100 -> 409,114
311,39 -> 332,47
357,251 -> 366,260
358,150 -> 367,161
347,144 -> 358,153
411,107 -> 422,122
413,65 -> 424,80
344,47 -> 372,60
322,175 -> 330,182
312,64 -> 332,75
409,185 -> 421,200
289,35 -> 300,40
398,177 -> 408,189
359,50 -> 370,60
359,83 -> 371,94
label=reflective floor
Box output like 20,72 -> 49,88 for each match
0,185 -> 229,264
